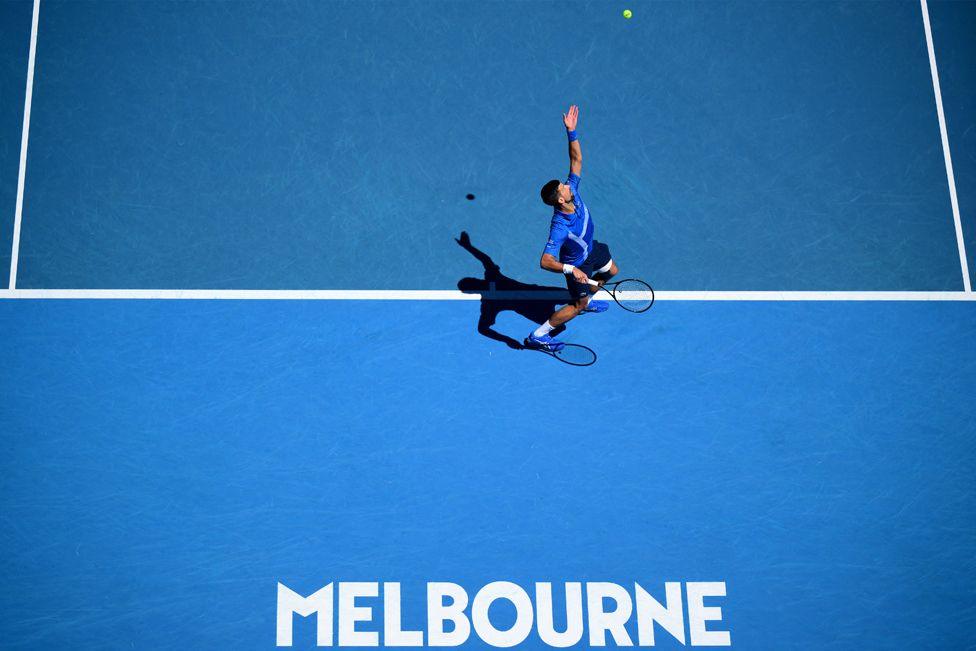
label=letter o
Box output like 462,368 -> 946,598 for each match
471,582 -> 534,647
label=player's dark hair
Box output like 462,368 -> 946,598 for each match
540,179 -> 560,206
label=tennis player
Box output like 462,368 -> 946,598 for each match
525,104 -> 618,352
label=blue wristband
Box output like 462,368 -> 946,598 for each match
567,129 -> 578,142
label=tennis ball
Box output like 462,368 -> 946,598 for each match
623,9 -> 632,19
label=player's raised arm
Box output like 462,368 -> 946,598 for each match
563,104 -> 581,176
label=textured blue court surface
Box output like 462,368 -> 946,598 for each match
2,300 -> 975,649
2,1 -> 976,649
4,0 -> 973,290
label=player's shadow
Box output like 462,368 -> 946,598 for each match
456,231 -> 571,349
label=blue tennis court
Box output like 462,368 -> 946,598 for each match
2,1 -> 975,648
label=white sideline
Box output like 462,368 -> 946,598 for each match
920,0 -> 972,292
0,289 -> 973,301
8,0 -> 40,290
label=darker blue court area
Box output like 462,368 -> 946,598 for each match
931,0 -> 976,288
1,300 -> 974,648
8,0 -> 970,290
0,0 -> 32,277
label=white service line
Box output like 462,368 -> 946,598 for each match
921,0 -> 971,292
8,0 -> 40,290
0,289 -> 974,301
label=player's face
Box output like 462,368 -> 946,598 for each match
559,184 -> 574,205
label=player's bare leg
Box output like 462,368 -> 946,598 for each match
525,296 -> 588,350
582,260 -> 618,311
548,296 -> 590,327
592,261 -> 619,290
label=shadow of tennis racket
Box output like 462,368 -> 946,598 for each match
533,342 -> 597,366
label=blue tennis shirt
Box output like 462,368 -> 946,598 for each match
543,173 -> 594,265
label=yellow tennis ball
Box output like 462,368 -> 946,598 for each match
623,9 -> 632,19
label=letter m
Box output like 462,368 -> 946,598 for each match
277,582 -> 334,647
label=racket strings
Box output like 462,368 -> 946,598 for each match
611,279 -> 655,313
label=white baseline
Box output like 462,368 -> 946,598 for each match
0,289 -> 973,301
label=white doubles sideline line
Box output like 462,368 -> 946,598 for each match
921,0 -> 972,292
8,0 -> 40,290
0,289 -> 973,301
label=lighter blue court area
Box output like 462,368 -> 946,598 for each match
1,300 -> 975,649
3,1 -> 976,649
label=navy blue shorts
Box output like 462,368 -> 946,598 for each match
565,240 -> 613,300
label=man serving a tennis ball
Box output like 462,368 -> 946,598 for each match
526,104 -> 619,352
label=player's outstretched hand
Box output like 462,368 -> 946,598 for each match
572,267 -> 589,284
563,105 -> 579,130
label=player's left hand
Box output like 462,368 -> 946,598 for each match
563,105 -> 579,130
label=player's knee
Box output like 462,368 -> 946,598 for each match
573,296 -> 589,312
598,262 -> 618,281
593,261 -> 617,283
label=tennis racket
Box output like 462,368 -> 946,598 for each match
587,278 -> 655,313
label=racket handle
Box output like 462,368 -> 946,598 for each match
586,279 -> 599,286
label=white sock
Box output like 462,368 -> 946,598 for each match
532,321 -> 556,338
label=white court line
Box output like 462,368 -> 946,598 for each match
8,0 -> 40,290
921,0 -> 971,292
0,289 -> 973,301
